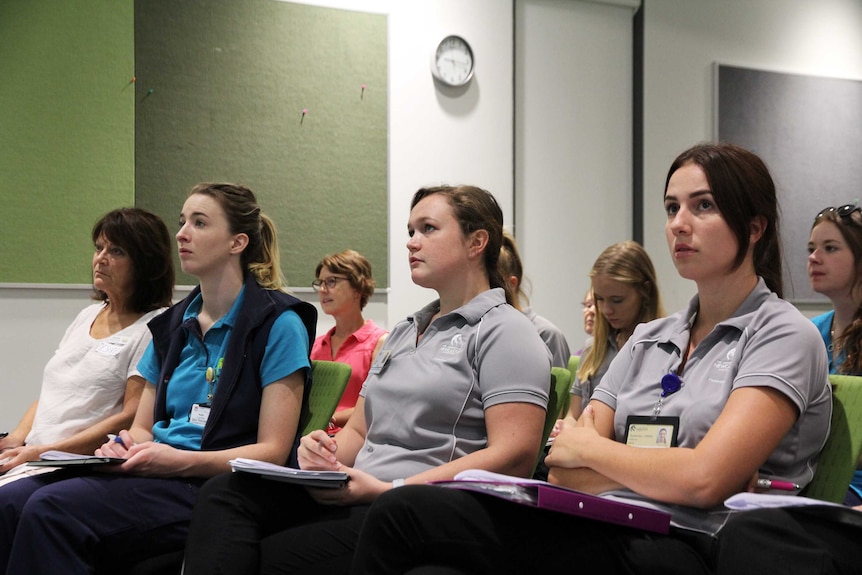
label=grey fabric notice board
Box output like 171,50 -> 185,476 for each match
716,64 -> 862,303
135,0 -> 388,287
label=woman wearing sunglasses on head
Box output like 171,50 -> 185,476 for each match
808,202 -> 862,506
311,250 -> 388,432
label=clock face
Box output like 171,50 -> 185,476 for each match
432,35 -> 474,87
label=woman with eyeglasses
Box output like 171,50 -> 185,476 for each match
808,202 -> 862,506
348,143 -> 831,575
181,185 -> 551,574
311,250 -> 388,431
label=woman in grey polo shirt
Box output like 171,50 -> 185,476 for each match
350,143 -> 832,575
182,185 -> 552,574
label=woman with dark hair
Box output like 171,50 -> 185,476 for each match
181,184 -> 551,575
807,203 -> 862,505
311,249 -> 387,431
349,143 -> 831,575
0,183 -> 317,574
0,207 -> 173,474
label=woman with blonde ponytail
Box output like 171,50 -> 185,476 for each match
0,183 -> 317,574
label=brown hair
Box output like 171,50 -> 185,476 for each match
498,230 -> 526,311
315,249 -> 376,309
91,208 -> 174,312
665,142 -> 782,297
812,209 -> 862,374
410,185 -> 515,306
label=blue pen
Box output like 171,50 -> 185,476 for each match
107,434 -> 126,448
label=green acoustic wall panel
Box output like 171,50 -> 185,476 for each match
0,0 -> 135,284
135,0 -> 388,287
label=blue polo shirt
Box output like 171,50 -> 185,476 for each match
138,286 -> 309,449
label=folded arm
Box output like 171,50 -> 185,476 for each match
546,387 -> 798,508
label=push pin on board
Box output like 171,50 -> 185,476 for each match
300,108 -> 308,125
142,88 -> 154,101
130,76 -> 136,84
361,84 -> 366,100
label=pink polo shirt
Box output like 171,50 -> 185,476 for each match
310,320 -> 387,412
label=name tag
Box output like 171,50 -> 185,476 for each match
95,335 -> 131,357
624,415 -> 679,448
189,403 -> 211,427
369,349 -> 391,375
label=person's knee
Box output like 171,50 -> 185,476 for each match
367,485 -> 434,526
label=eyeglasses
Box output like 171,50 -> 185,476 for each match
311,276 -> 349,291
816,203 -> 862,224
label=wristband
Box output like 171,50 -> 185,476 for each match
392,478 -> 405,488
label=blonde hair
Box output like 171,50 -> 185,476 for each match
578,241 -> 664,382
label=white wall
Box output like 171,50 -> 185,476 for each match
642,0 -> 862,314
516,0 -> 636,350
4,0 -> 862,427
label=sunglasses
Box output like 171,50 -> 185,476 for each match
816,204 -> 862,224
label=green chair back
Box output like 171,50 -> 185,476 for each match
561,355 -> 580,417
802,374 -> 862,503
531,367 -> 573,475
299,360 -> 352,435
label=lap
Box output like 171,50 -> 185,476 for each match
354,485 -> 713,575
717,507 -> 862,575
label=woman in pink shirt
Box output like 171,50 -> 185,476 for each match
311,250 -> 388,431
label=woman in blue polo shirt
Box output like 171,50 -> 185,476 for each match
1,183 -> 316,574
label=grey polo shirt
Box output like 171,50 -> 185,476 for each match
355,288 -> 552,481
524,307 -> 572,369
593,278 -> 831,489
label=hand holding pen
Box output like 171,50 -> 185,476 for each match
96,431 -> 135,458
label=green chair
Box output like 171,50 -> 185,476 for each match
299,360 -> 353,435
532,367 -> 573,476
560,355 -> 581,418
801,374 -> 862,503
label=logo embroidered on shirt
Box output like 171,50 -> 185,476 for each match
713,347 -> 737,370
439,333 -> 464,355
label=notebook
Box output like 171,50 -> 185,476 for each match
229,458 -> 349,488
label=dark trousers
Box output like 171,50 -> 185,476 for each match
716,507 -> 862,575
183,471 -> 370,575
350,485 -> 715,575
0,472 -> 201,575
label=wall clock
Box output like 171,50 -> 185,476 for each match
431,35 -> 474,87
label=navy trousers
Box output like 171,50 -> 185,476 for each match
0,472 -> 202,575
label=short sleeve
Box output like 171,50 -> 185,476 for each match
477,309 -> 551,409
137,340 -> 160,385
259,309 -> 311,387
